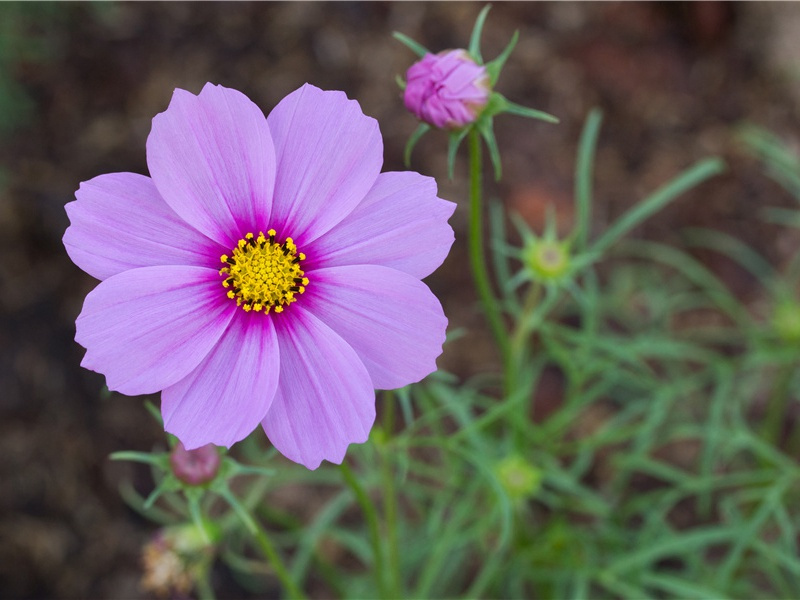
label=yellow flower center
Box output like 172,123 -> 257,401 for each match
219,229 -> 308,314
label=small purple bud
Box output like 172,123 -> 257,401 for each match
170,442 -> 220,486
404,49 -> 490,130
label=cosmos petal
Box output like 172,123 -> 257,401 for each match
305,265 -> 447,389
147,83 -> 276,246
162,311 -> 280,449
64,172 -> 223,281
76,266 -> 234,395
266,84 -> 382,245
262,306 -> 375,470
308,171 -> 455,278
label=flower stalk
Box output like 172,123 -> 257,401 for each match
468,128 -> 512,387
218,485 -> 306,600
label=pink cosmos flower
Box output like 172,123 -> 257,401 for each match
64,83 -> 454,469
404,49 -> 490,130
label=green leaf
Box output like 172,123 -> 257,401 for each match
590,157 -> 725,255
392,31 -> 429,58
143,477 -> 175,510
403,122 -> 430,167
617,239 -> 749,326
640,573 -> 726,599
681,226 -> 776,288
290,491 -> 352,581
468,4 -> 492,62
489,201 -> 521,314
573,109 -> 602,250
738,124 -> 800,200
606,527 -> 738,574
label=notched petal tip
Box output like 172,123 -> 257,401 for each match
147,81 -> 276,247
261,308 -> 376,470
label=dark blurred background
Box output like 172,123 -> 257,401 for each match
1,2 -> 799,597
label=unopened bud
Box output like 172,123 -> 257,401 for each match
495,455 -> 542,502
170,442 -> 220,486
526,239 -> 571,281
404,49 -> 490,130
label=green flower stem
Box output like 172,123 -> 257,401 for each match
467,128 -> 512,390
381,393 -> 401,597
339,460 -> 388,598
218,486 -> 306,600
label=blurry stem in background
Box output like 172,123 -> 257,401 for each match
380,391 -> 402,597
467,128 -> 512,391
761,364 -> 793,447
195,563 -> 216,600
339,460 -> 388,599
508,282 -> 543,395
217,485 -> 306,600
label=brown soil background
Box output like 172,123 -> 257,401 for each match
2,2 -> 800,598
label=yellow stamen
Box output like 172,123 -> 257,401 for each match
219,230 -> 308,314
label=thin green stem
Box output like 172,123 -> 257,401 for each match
508,283 -> 542,397
467,128 -> 512,390
761,365 -> 794,447
381,393 -> 401,596
339,461 -> 388,598
218,486 -> 306,600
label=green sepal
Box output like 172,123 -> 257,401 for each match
480,90 -> 507,119
509,210 -> 538,246
485,29 -> 519,85
468,4 -> 492,63
392,31 -> 430,58
109,450 -> 169,467
447,127 -> 470,180
478,116 -> 502,180
543,203 -> 560,242
144,399 -> 164,425
504,98 -> 559,123
144,476 -> 180,510
395,74 -> 406,91
404,122 -> 430,167
218,453 -> 276,480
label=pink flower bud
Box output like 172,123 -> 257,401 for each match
404,49 -> 490,130
169,442 -> 220,486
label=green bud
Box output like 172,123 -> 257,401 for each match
772,300 -> 800,344
526,239 -> 571,282
495,455 -> 542,502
